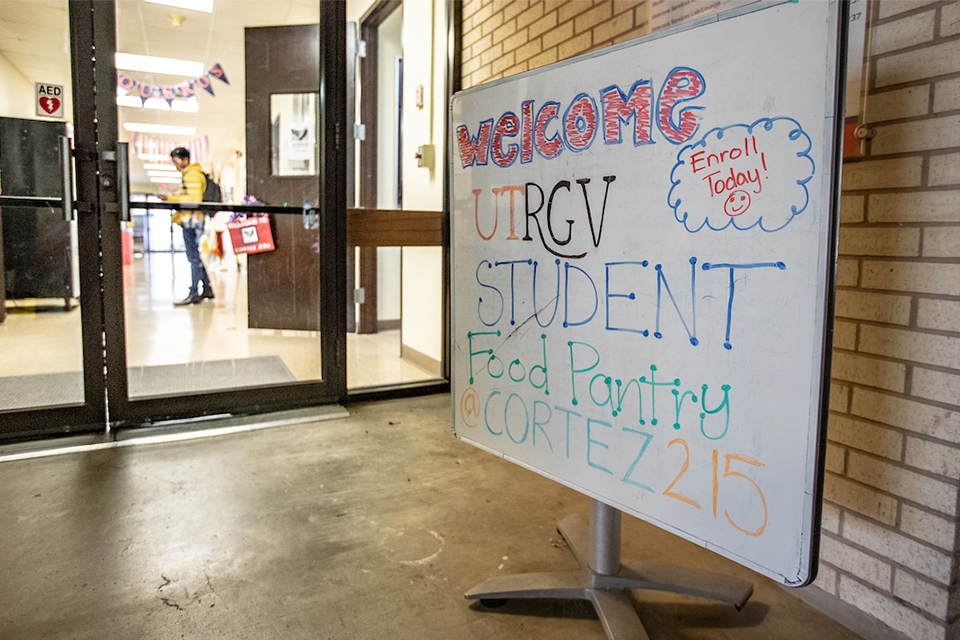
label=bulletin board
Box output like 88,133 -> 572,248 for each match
450,0 -> 846,586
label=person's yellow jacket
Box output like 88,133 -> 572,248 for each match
167,163 -> 206,227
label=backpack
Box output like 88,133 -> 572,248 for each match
202,172 -> 222,204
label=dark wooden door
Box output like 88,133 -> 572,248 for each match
245,24 -> 323,332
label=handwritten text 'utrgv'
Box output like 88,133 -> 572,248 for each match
471,176 -> 616,259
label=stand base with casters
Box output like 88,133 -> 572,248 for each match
465,499 -> 754,640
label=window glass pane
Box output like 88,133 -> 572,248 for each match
116,0 -> 324,398
270,92 -> 319,176
0,2 -> 85,410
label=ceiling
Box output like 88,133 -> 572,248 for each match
0,0 -> 320,189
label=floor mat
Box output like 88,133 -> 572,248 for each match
0,356 -> 298,410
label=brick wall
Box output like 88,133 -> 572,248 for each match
460,1 -> 960,639
822,2 -> 960,639
461,0 -> 651,88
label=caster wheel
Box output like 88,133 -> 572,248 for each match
480,599 -> 507,608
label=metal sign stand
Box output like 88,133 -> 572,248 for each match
466,499 -> 754,640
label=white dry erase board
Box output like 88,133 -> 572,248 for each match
450,0 -> 845,586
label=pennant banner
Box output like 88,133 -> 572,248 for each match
130,132 -> 210,162
117,63 -> 229,105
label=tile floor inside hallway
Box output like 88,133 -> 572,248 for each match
0,250 -> 437,410
0,394 -> 868,639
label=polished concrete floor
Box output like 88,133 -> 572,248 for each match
0,394 -> 868,639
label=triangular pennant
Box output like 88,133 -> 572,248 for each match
160,86 -> 176,106
195,75 -> 215,96
209,63 -> 229,85
138,83 -> 154,104
180,82 -> 195,99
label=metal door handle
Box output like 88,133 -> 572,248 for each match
117,142 -> 130,222
59,135 -> 74,221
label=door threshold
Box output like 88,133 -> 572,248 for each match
0,405 -> 349,464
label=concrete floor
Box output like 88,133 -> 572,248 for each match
0,394 -> 867,640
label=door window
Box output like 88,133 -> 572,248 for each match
115,1 -> 325,398
0,4 -> 85,411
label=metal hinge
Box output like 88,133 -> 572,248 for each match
357,40 -> 367,58
354,123 -> 366,141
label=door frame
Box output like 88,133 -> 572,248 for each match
0,0 -> 458,443
0,1 -> 107,443
98,0 -> 347,427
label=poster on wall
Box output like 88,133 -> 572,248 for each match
286,122 -> 315,161
450,0 -> 845,586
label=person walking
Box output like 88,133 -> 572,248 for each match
161,147 -> 214,305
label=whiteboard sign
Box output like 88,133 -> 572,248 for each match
451,0 -> 844,586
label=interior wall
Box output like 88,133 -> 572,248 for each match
0,54 -> 35,119
377,7 -> 403,210
375,6 -> 403,323
397,0 -> 446,368
378,246 -> 400,322
461,1 -> 960,640
399,0 -> 445,211
401,245 -> 442,366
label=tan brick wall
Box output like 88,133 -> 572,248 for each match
460,2 -> 960,639
821,2 -> 960,639
461,0 -> 650,88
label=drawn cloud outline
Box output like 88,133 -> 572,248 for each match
667,117 -> 816,233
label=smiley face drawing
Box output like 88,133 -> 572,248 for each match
723,190 -> 751,217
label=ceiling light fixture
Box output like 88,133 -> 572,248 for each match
149,176 -> 182,183
145,0 -> 214,13
138,153 -> 174,162
143,163 -> 176,171
117,95 -> 200,113
123,123 -> 196,135
115,52 -> 205,77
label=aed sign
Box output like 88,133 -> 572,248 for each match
36,83 -> 64,119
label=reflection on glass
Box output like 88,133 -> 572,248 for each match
0,4 -> 84,410
270,93 -> 319,176
117,1 -> 324,399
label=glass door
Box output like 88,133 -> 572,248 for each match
0,1 -> 106,441
102,0 -> 346,425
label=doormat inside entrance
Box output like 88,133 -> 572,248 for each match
0,356 -> 298,411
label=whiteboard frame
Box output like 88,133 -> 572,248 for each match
449,0 -> 848,587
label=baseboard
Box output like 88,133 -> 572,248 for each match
379,319 -> 401,331
400,343 -> 442,377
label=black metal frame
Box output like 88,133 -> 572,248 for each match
805,0 -> 850,587
344,0 -> 459,401
0,1 -> 107,443
0,0 -> 458,441
441,0 -> 462,384
99,0 -> 348,427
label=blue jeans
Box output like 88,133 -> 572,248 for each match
182,227 -> 210,296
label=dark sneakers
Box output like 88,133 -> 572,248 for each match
174,290 -> 214,306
